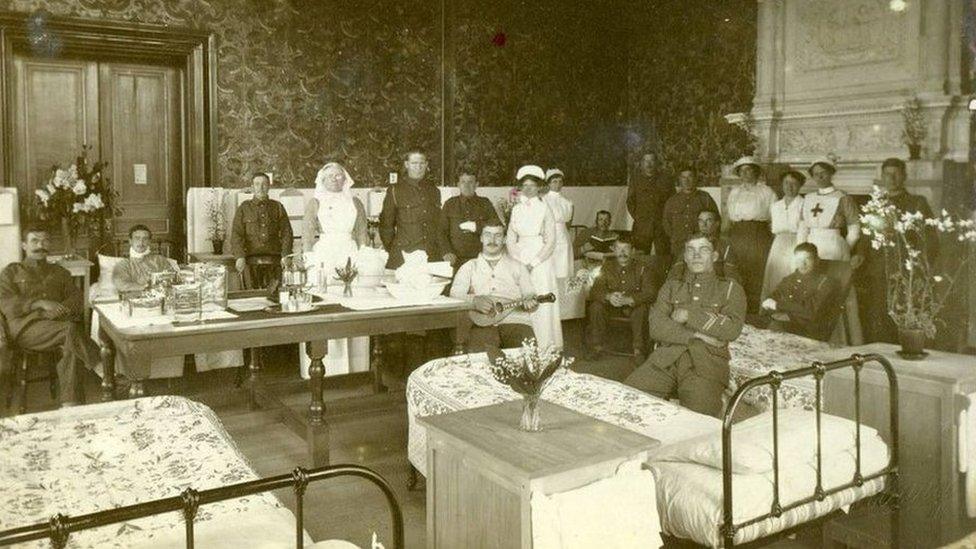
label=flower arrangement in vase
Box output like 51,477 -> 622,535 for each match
494,187 -> 520,224
900,97 -> 926,160
205,189 -> 226,254
335,257 -> 358,297
860,187 -> 976,357
489,339 -> 573,431
33,145 -> 121,257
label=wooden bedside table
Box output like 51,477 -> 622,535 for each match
419,399 -> 660,548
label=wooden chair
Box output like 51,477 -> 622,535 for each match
0,312 -> 59,415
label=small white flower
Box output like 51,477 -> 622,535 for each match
72,180 -> 87,195
35,189 -> 50,203
933,275 -> 943,282
904,260 -> 913,271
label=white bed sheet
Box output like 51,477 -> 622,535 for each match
406,353 -> 720,475
649,432 -> 890,547
0,396 -> 309,548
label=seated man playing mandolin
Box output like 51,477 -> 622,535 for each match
450,221 -> 547,363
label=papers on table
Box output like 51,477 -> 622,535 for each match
228,297 -> 274,312
97,304 -> 238,329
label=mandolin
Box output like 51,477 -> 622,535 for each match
468,293 -> 556,327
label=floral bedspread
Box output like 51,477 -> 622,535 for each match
729,325 -> 832,412
407,353 -> 720,475
0,397 -> 295,548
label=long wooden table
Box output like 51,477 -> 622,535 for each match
95,291 -> 470,465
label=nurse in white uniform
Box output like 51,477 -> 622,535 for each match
506,165 -> 563,350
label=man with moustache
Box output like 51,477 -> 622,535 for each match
625,233 -> 746,417
661,166 -> 719,256
627,152 -> 673,257
451,221 -> 538,363
231,172 -> 293,289
379,151 -> 456,269
0,225 -> 100,411
585,237 -> 658,362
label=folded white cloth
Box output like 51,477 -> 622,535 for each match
531,459 -> 661,549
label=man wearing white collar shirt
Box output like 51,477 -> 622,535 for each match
542,168 -> 574,282
451,221 -> 537,363
506,165 -> 563,350
112,224 -> 177,293
795,157 -> 860,261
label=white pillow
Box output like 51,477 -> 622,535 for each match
649,410 -> 881,475
97,253 -> 125,298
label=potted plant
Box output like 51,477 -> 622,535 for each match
205,188 -> 226,254
489,339 -> 572,431
860,187 -> 976,357
901,97 -> 926,160
34,145 -> 120,258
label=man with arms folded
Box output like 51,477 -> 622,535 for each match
625,233 -> 746,417
0,225 -> 100,411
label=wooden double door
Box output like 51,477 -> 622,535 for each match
11,55 -> 184,252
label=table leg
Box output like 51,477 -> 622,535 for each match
306,340 -> 330,466
370,335 -> 386,394
247,347 -> 262,410
98,328 -> 115,402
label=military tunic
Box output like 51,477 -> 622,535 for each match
662,189 -> 719,254
666,237 -> 741,286
587,258 -> 660,352
0,259 -> 99,407
768,269 -> 839,341
231,197 -> 293,289
379,177 -> 451,269
441,194 -> 500,262
624,271 -> 746,417
627,172 -> 674,255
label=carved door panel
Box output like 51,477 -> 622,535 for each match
99,63 -> 182,251
11,56 -> 99,220
10,55 -> 184,256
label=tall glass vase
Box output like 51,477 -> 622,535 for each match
520,394 -> 541,432
60,218 -> 76,259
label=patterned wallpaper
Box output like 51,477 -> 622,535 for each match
6,0 -> 755,189
451,0 -> 629,186
626,0 -> 758,185
8,0 -> 441,188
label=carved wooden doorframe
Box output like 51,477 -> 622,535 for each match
0,11 -> 216,191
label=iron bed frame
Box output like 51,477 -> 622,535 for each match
664,353 -> 900,548
0,464 -> 404,549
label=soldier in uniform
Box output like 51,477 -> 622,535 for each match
852,157 -> 938,344
624,233 -> 746,417
627,152 -> 673,257
379,151 -> 456,269
661,167 -> 719,256
585,237 -> 659,362
761,242 -> 839,342
0,225 -> 100,411
441,170 -> 500,267
666,210 -> 741,285
231,172 -> 293,289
